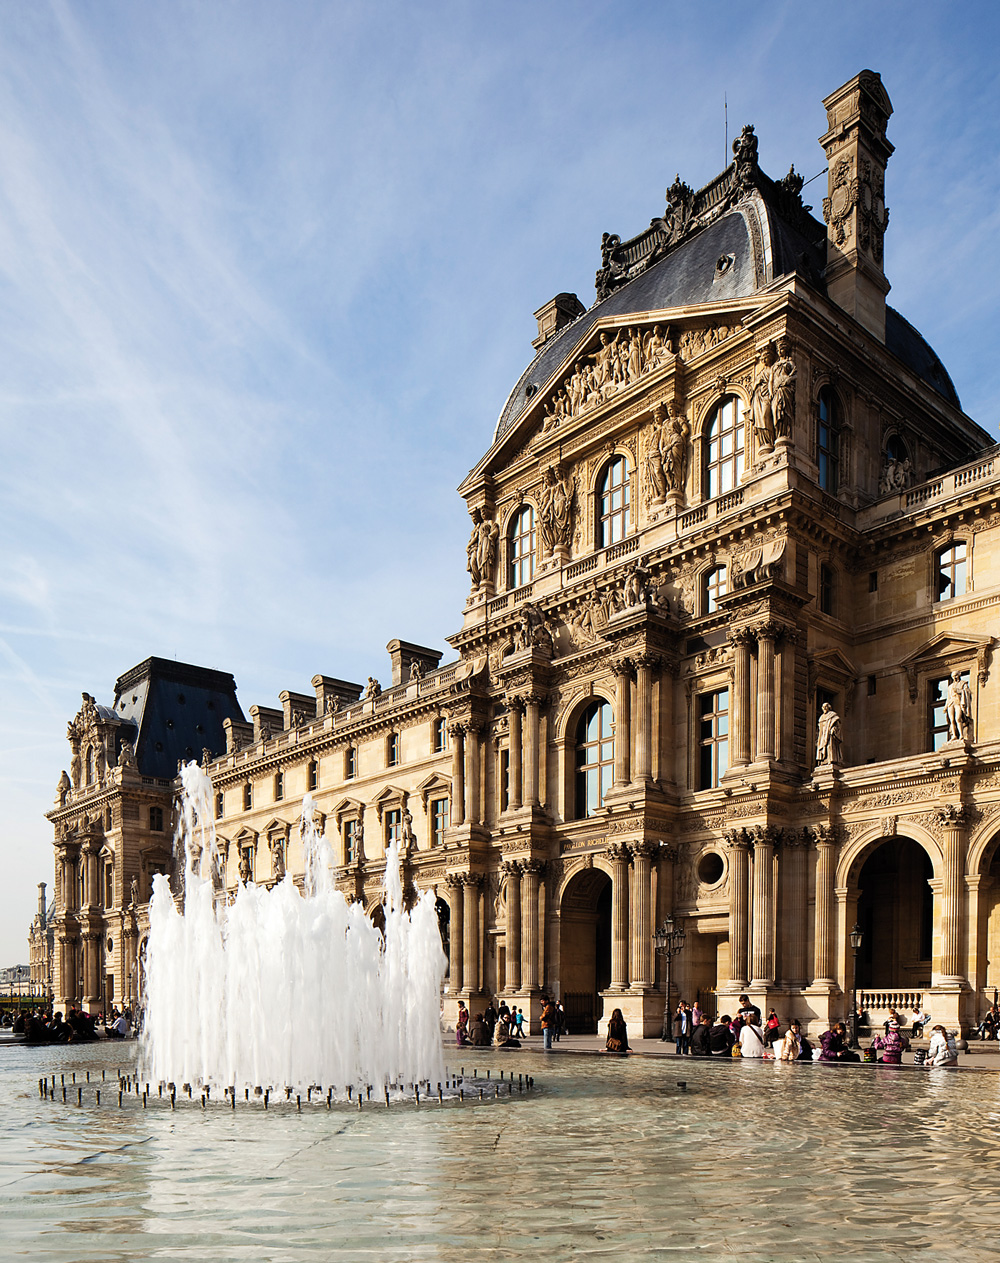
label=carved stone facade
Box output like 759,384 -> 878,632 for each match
44,70 -> 1000,1037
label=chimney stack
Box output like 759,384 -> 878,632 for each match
819,70 -> 893,342
38,882 -> 46,919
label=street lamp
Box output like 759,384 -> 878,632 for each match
653,916 -> 687,1042
849,921 -> 863,1049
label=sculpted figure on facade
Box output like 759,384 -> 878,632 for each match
646,400 -> 690,500
771,337 -> 797,439
620,559 -> 652,608
271,837 -> 285,882
751,342 -> 778,449
466,507 -> 499,590
56,770 -> 70,807
879,455 -> 913,496
364,676 -> 382,700
537,463 -> 575,558
408,659 -> 423,682
513,601 -> 554,656
816,702 -> 843,766
118,741 -> 136,770
944,670 -> 973,743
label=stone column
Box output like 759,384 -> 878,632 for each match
465,723 -> 482,825
781,829 -> 810,989
607,843 -> 631,989
724,830 -> 751,988
503,862 -> 522,992
630,841 -> 656,988
812,826 -> 838,985
750,827 -> 777,986
633,656 -> 658,785
446,875 -> 464,992
508,700 -> 523,810
936,806 -> 968,982
462,874 -> 482,994
83,930 -> 101,1008
450,724 -> 466,828
730,630 -> 753,767
524,698 -> 542,809
754,624 -> 778,761
520,861 -> 544,992
613,661 -> 633,787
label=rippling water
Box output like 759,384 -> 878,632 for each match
2,1039 -> 998,1261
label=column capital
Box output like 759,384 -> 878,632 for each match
748,619 -> 785,645
633,652 -> 663,673
459,871 -> 485,889
934,803 -> 970,829
723,827 -> 752,851
631,839 -> 659,861
501,859 -> 522,877
520,858 -> 546,877
781,826 -> 813,849
610,656 -> 635,679
750,824 -> 782,849
606,842 -> 632,864
729,626 -> 757,648
810,823 -> 845,847
505,694 -> 527,714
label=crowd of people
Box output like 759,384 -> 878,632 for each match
6,1005 -> 134,1043
454,997 -> 567,1050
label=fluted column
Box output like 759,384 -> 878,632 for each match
730,629 -> 753,767
613,660 -> 633,786
462,874 -> 482,994
508,700 -> 523,810
450,724 -> 466,827
503,862 -> 522,991
633,656 -> 659,785
520,860 -> 544,991
754,624 -> 778,761
724,830 -> 751,987
750,827 -> 777,986
607,843 -> 631,989
936,806 -> 968,982
446,875 -> 464,992
465,723 -> 482,825
782,829 -> 810,988
812,826 -> 838,984
630,841 -> 656,987
524,698 -> 542,808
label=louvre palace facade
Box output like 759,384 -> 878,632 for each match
45,70 -> 1000,1037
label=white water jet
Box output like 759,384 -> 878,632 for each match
139,763 -> 447,1092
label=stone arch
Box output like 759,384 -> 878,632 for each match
557,859 -> 613,1033
836,822 -> 942,890
554,686 -> 616,746
967,814 -> 1000,879
692,387 -> 750,442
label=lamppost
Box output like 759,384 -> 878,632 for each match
849,921 -> 863,1049
653,916 -> 687,1042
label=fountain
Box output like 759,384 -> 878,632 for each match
138,762 -> 447,1095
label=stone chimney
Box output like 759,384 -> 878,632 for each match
819,70 -> 893,342
37,882 -> 46,920
386,640 -> 443,686
532,292 -> 585,350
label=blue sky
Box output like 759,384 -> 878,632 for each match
1,0 -> 998,964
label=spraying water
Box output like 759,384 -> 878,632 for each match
139,763 -> 447,1093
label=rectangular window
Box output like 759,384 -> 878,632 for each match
869,570 -> 878,593
698,690 -> 729,789
307,760 -> 318,790
433,718 -> 447,752
105,866 -> 114,909
867,675 -> 877,697
243,783 -> 253,811
274,770 -> 284,801
215,791 -> 224,820
344,749 -> 355,780
344,819 -> 360,864
930,672 -> 970,751
498,748 -> 510,813
387,733 -> 400,767
430,798 -> 449,847
149,805 -> 164,832
819,564 -> 834,615
936,542 -> 967,601
385,808 -> 402,847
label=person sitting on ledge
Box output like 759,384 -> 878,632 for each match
605,1007 -> 630,1053
469,1013 -> 488,1046
690,1013 -> 713,1056
709,1015 -> 735,1056
874,1019 -> 910,1064
492,1013 -> 520,1049
819,1022 -> 860,1063
924,1025 -> 959,1068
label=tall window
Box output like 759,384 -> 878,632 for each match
387,732 -> 400,767
243,783 -> 253,811
274,770 -> 284,801
215,791 -> 224,820
817,387 -> 839,492
432,717 -> 447,752
509,506 -> 536,589
705,396 -> 745,499
385,808 -> 402,848
430,798 -> 449,847
498,748 -> 510,813
308,759 -> 319,790
149,806 -> 164,832
819,563 -> 834,615
597,456 -> 631,547
698,690 -> 729,789
345,747 -> 356,779
936,542 -> 967,601
344,818 -> 360,864
931,672 -> 970,751
704,565 -> 728,614
574,701 -> 614,818
104,865 -> 114,909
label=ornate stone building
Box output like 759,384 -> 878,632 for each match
46,71 -> 1000,1036
28,882 -> 54,998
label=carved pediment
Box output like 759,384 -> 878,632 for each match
899,632 -> 996,700
416,773 -> 452,811
261,817 -> 290,841
808,647 -> 857,689
333,797 -> 365,826
372,785 -> 409,822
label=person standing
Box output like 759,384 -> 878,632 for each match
541,998 -> 556,1050
764,1008 -> 782,1048
673,1001 -> 692,1056
455,1001 -> 469,1047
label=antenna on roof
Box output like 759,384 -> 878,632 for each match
724,93 -> 728,167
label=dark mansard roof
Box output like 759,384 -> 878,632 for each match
494,146 -> 959,442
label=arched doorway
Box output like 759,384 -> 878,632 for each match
854,837 -> 932,990
558,867 -> 611,1033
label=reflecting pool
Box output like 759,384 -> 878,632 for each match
2,1039 -> 998,1262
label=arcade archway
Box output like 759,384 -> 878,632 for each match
854,837 -> 932,989
558,867 -> 611,1033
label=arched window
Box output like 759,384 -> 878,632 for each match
817,387 -> 840,492
886,433 -> 908,464
508,505 -> 536,589
574,701 -> 614,818
704,396 -> 745,499
704,565 -> 727,614
597,456 -> 631,547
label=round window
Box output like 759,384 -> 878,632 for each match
106,936 -> 114,952
697,851 -> 724,885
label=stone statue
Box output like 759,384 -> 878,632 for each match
56,770 -> 71,806
118,741 -> 136,770
944,670 -> 973,742
325,694 -> 341,714
751,343 -> 777,449
879,455 -> 912,496
69,741 -> 81,789
467,507 -> 499,589
771,337 -> 797,439
662,403 -> 690,493
271,838 -> 285,881
621,559 -> 651,608
408,659 -> 423,682
401,807 -> 415,849
238,851 -> 251,884
130,876 -> 138,907
365,676 -> 382,700
514,602 -> 553,656
815,702 -> 843,766
537,464 -> 574,555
